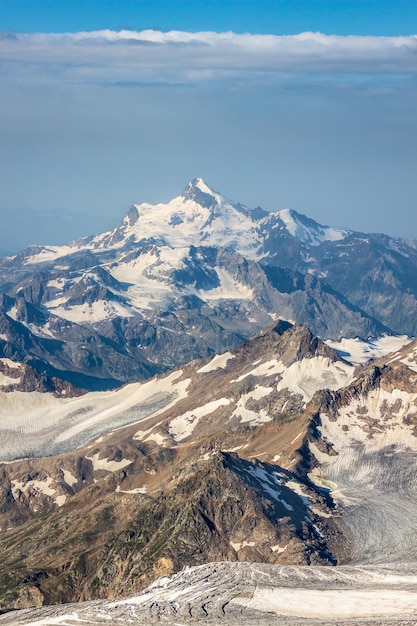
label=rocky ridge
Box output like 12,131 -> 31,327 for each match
2,562 -> 417,625
1,322 -> 417,612
0,357 -> 83,397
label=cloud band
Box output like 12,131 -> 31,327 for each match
1,30 -> 417,87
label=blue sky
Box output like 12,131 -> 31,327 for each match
1,1 -> 417,251
2,0 -> 417,36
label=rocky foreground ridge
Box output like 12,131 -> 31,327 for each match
1,322 -> 417,613
2,562 -> 417,625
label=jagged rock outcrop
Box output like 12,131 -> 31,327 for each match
0,358 -> 83,396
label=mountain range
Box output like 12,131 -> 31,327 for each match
0,178 -> 416,391
1,321 -> 417,615
2,179 -> 417,622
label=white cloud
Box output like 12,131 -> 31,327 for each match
1,29 -> 417,244
1,30 -> 416,87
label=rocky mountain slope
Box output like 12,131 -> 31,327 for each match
2,178 -> 414,390
0,321 -> 354,462
1,322 -> 417,614
0,357 -> 83,397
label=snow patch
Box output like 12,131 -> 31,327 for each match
271,544 -> 288,553
243,465 -> 294,510
286,480 -> 310,506
197,351 -> 235,373
230,541 -> 256,551
47,278 -> 66,289
61,469 -> 78,487
197,268 -> 253,301
231,386 -> 273,425
234,359 -> 285,382
116,485 -> 147,494
0,358 -> 20,370
86,453 -> 133,472
51,300 -> 133,323
169,397 -> 231,442
12,476 -> 56,498
398,345 -> 417,372
143,431 -> 167,445
277,356 -> 354,403
326,335 -> 412,365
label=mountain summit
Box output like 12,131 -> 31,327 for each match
180,177 -> 224,206
108,177 -> 263,257
112,178 -> 348,254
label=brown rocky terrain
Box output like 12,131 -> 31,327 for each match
0,322 -> 417,615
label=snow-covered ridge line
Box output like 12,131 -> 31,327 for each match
277,208 -> 348,245
21,178 -> 346,270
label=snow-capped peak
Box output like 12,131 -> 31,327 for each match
15,180 -> 353,272
277,208 -> 348,245
183,177 -> 218,197
180,177 -> 227,208
110,179 -> 263,257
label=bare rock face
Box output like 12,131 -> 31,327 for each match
2,586 -> 44,611
0,358 -> 83,396
0,445 -> 338,609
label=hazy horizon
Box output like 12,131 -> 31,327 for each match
1,1 -> 416,248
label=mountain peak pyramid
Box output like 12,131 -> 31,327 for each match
181,177 -> 222,208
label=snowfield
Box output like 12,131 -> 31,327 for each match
276,355 -> 354,403
0,370 -> 191,461
326,334 -> 412,365
2,562 -> 417,625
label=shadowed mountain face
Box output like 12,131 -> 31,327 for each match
1,322 -> 417,613
1,178 -> 413,390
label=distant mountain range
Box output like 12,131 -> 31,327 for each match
0,178 -> 416,390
